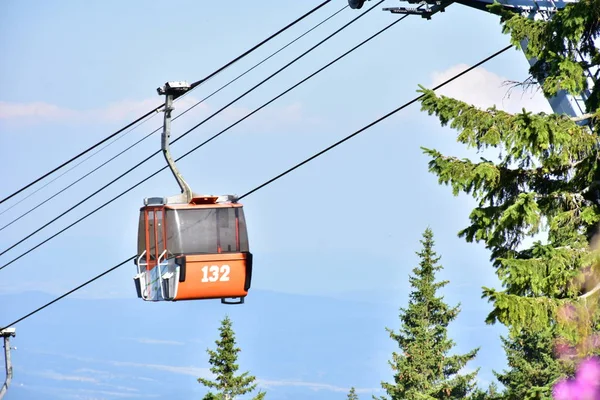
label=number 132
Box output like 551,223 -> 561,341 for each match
201,265 -> 231,282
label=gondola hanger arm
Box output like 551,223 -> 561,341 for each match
157,81 -> 195,204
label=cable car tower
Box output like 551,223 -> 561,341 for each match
349,0 -> 593,123
133,81 -> 253,305
0,328 -> 15,400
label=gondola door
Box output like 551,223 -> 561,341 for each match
135,205 -> 168,301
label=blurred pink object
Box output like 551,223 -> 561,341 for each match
554,357 -> 600,400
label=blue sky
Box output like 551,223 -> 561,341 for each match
0,0 -> 554,399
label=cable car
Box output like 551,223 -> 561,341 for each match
133,81 -> 253,305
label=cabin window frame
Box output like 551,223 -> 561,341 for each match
163,207 -> 249,255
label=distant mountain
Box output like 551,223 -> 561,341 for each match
0,289 -> 505,400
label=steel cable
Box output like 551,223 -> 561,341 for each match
1,44 -> 513,330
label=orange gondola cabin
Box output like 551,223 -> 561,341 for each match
133,80 -> 252,305
134,195 -> 252,304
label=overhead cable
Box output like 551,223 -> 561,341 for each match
1,44 -> 513,330
238,45 -> 513,200
0,0 -> 384,265
0,3 -> 348,233
2,256 -> 136,328
0,112 -> 158,220
0,0 -> 332,207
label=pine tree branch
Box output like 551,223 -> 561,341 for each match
579,281 -> 600,299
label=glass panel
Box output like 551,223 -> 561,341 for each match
137,211 -> 145,256
236,208 -> 250,252
155,210 -> 165,257
165,207 -> 250,255
148,211 -> 156,259
217,208 -> 236,252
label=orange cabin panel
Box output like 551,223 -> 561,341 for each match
174,253 -> 251,301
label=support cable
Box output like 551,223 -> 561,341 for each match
0,0 -> 383,264
0,112 -> 158,220
0,0 -> 332,206
238,46 -> 512,200
0,44 -> 513,329
0,4 -> 348,233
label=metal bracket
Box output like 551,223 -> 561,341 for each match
384,1 -> 453,19
156,81 -> 192,99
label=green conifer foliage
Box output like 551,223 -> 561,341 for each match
415,0 -> 600,395
493,328 -> 572,399
471,382 -> 501,400
416,0 -> 600,334
348,386 -> 360,400
198,316 -> 266,400
418,85 -> 599,331
378,228 -> 480,399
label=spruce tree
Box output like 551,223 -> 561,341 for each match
415,0 -> 600,395
471,382 -> 501,400
198,316 -> 266,400
493,328 -> 570,399
348,386 -> 359,400
378,228 -> 480,399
